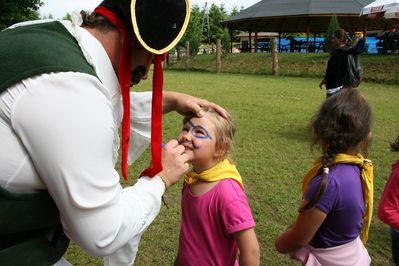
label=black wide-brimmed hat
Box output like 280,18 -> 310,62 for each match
93,0 -> 190,180
97,0 -> 189,54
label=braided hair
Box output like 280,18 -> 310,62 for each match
300,89 -> 372,212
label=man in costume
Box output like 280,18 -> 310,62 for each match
0,0 -> 228,265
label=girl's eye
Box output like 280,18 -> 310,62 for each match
193,129 -> 206,136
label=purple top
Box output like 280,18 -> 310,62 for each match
177,179 -> 255,266
305,164 -> 365,248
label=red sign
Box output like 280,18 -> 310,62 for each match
371,5 -> 384,13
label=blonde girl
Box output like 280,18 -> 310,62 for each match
175,109 -> 260,266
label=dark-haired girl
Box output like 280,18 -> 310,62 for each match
378,136 -> 399,266
319,29 -> 364,97
275,89 -> 373,265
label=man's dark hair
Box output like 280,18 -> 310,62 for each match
81,11 -> 116,33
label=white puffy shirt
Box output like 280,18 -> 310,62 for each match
0,20 -> 164,265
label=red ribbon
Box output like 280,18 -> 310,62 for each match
93,6 -> 132,181
93,7 -> 167,181
140,54 -> 166,178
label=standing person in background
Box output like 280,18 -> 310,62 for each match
319,29 -> 365,97
0,0 -> 230,265
378,136 -> 399,266
275,89 -> 373,265
175,109 -> 260,266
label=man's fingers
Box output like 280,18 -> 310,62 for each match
196,101 -> 230,119
180,152 -> 191,163
164,139 -> 179,148
213,105 -> 230,119
190,103 -> 204,117
164,140 -> 187,158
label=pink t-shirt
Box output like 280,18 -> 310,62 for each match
177,179 -> 255,266
378,160 -> 399,229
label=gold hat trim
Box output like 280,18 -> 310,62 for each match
130,0 -> 190,55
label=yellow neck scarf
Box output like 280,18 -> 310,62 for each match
184,159 -> 243,190
302,153 -> 373,244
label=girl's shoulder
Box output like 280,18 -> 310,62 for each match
332,163 -> 360,175
308,164 -> 359,192
331,48 -> 348,58
216,179 -> 247,203
218,178 -> 244,192
393,160 -> 399,172
187,180 -> 220,196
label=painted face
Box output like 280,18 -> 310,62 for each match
178,115 -> 218,170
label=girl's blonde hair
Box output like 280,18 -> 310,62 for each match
183,109 -> 235,162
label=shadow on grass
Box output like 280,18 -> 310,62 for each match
274,124 -> 310,143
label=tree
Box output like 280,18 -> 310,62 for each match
177,5 -> 202,57
176,4 -> 241,56
63,13 -> 72,21
208,4 -> 228,45
230,6 -> 240,16
325,16 -> 341,52
219,27 -> 230,52
0,0 -> 43,30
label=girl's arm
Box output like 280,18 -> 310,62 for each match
174,253 -> 179,266
234,228 -> 260,266
275,200 -> 327,254
378,168 -> 399,229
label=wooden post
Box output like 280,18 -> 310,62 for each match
249,31 -> 252,53
216,39 -> 221,73
313,33 -> 316,53
185,41 -> 190,71
306,25 -> 310,53
229,28 -> 233,53
254,32 -> 258,52
272,37 -> 279,75
363,20 -> 368,40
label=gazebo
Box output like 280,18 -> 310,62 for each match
221,0 -> 396,52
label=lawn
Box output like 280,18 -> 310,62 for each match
65,70 -> 399,265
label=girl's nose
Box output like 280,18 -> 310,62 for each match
179,131 -> 192,142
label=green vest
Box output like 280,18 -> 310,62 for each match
0,21 -> 97,92
0,21 -> 98,265
0,187 -> 69,266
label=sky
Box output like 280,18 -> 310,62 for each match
39,0 -> 261,19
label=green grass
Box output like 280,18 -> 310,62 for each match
169,52 -> 399,85
65,71 -> 398,265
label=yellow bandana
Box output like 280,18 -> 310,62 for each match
184,159 -> 243,190
302,153 -> 373,244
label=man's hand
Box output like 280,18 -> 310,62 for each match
163,91 -> 230,119
157,139 -> 191,188
319,79 -> 326,90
